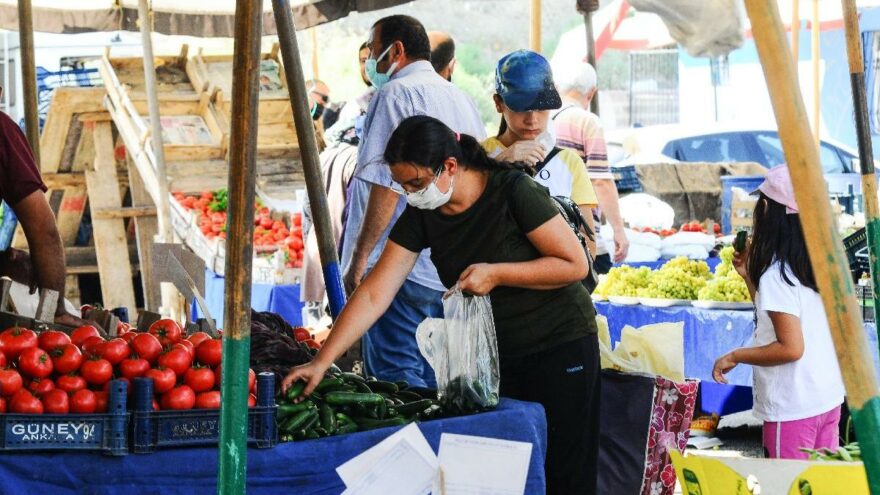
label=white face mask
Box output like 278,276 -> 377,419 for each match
405,169 -> 454,210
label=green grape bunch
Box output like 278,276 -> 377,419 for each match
697,247 -> 752,302
594,265 -> 652,297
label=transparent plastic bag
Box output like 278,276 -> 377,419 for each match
416,287 -> 500,414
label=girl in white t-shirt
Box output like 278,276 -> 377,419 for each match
712,165 -> 845,460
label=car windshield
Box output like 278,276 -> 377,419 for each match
754,133 -> 848,173
672,133 -> 753,163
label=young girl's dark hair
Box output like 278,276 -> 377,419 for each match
747,192 -> 817,291
384,115 -> 533,176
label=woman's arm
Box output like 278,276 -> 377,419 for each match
458,215 -> 588,295
712,311 -> 805,383
283,241 -> 419,395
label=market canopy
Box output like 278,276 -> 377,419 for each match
0,0 -> 413,37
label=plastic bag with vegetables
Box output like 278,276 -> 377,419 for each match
417,287 -> 500,414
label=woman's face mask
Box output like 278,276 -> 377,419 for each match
404,168 -> 454,210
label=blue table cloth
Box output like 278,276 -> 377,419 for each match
193,269 -> 305,328
0,399 -> 547,495
594,301 -> 880,386
614,256 -> 722,272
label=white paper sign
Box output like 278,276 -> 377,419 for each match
337,423 -> 437,488
437,433 -> 532,495
341,437 -> 437,495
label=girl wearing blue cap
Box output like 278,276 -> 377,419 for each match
483,49 -> 599,256
284,115 -> 602,494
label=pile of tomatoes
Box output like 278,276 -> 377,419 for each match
0,319 -> 256,415
172,190 -> 305,269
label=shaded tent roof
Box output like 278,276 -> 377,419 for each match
0,0 -> 414,37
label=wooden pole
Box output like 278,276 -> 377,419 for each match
272,0 -> 347,318
792,0 -> 800,72
746,1 -> 880,492
811,0 -> 821,145
530,0 -> 541,53
17,0 -> 40,165
138,0 -> 179,317
840,0 -> 880,366
310,27 -> 319,80
217,0 -> 261,492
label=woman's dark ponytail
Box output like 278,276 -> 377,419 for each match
384,115 -> 534,176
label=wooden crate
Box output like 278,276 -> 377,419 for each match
101,46 -> 198,102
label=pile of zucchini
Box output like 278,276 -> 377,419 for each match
277,371 -> 442,441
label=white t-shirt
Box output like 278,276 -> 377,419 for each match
751,262 -> 845,422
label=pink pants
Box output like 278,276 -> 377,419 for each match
763,405 -> 842,459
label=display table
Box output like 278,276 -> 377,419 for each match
193,269 -> 305,328
595,301 -> 880,384
0,399 -> 547,494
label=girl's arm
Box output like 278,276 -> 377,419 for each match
458,214 -> 588,295
712,311 -> 805,383
282,241 -> 419,395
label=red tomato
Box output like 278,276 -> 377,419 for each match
70,389 -> 97,413
161,385 -> 196,410
187,332 -> 211,349
96,338 -> 130,365
120,331 -> 138,344
0,327 -> 38,360
116,321 -> 131,336
184,367 -> 215,393
10,389 -> 43,414
259,216 -> 273,230
0,350 -> 6,368
80,358 -> 113,385
291,226 -> 303,237
41,389 -> 69,414
196,339 -> 222,367
148,319 -> 183,347
27,377 -> 55,395
144,367 -> 176,394
94,391 -> 109,413
119,356 -> 151,380
81,336 -> 105,358
56,373 -> 87,394
131,333 -> 163,364
292,327 -> 311,342
70,325 -> 101,347
152,399 -> 160,411
38,330 -> 71,352
248,393 -> 256,408
286,236 -> 304,251
158,346 -> 192,376
292,213 -> 302,227
195,390 -> 221,409
176,340 -> 195,357
18,347 -> 53,379
248,369 -> 256,394
51,344 -> 83,374
213,366 -> 222,389
0,397 -> 6,413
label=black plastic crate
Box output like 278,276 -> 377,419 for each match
130,372 -> 277,453
844,228 -> 871,281
613,165 -> 642,192
0,379 -> 128,456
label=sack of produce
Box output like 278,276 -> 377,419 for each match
659,244 -> 709,260
416,287 -> 500,414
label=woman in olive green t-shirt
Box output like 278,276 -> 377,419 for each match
283,115 -> 601,495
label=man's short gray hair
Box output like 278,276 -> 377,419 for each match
556,61 -> 598,95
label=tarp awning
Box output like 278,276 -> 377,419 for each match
0,0 -> 414,37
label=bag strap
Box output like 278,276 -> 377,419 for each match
534,146 -> 563,174
551,104 -> 576,121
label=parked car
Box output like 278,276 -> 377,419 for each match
605,124 -> 862,196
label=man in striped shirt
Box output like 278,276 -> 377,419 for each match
552,62 -> 628,271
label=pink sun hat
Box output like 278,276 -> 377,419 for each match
755,165 -> 798,214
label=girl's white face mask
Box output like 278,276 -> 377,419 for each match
404,169 -> 454,210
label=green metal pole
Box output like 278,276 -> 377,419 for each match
746,1 -> 880,492
840,0 -> 880,336
217,0 -> 262,493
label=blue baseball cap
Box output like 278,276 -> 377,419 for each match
495,50 -> 562,112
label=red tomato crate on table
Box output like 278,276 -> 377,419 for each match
0,379 -> 129,456
130,372 -> 277,453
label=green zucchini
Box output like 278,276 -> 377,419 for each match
394,380 -> 409,391
336,423 -> 358,434
286,381 -> 307,402
324,391 -> 385,407
341,372 -> 366,384
395,399 -> 435,416
319,403 -> 337,434
278,401 -> 315,418
335,412 -> 356,426
377,399 -> 388,420
304,429 -> 320,440
394,391 -> 424,402
353,380 -> 373,394
282,409 -> 318,433
366,381 -> 399,394
315,377 -> 346,393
